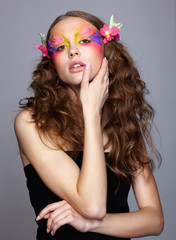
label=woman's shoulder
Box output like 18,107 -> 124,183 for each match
14,108 -> 36,137
14,108 -> 65,150
15,108 -> 33,124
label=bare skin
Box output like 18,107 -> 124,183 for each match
15,17 -> 164,239
37,166 -> 164,237
15,57 -> 109,219
15,61 -> 164,237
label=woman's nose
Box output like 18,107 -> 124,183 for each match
68,44 -> 80,58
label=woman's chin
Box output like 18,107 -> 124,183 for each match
69,75 -> 83,86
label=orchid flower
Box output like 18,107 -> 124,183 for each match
34,44 -> 50,59
34,33 -> 50,59
100,15 -> 122,43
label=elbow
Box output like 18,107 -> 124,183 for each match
83,204 -> 106,219
153,215 -> 164,236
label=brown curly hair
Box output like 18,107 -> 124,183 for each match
20,10 -> 161,185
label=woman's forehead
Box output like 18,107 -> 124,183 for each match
50,17 -> 96,37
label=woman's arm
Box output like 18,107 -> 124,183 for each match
15,58 -> 109,220
90,165 -> 164,238
38,165 -> 164,237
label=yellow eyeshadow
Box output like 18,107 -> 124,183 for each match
57,41 -> 69,47
53,27 -> 95,48
74,29 -> 92,45
74,29 -> 81,45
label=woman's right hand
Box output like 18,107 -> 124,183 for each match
36,200 -> 98,236
80,57 -> 109,117
14,58 -> 109,221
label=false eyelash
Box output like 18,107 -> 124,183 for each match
48,41 -> 56,54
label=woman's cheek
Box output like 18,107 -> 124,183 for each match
52,51 -> 62,67
90,42 -> 104,58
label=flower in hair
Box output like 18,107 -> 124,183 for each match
34,33 -> 50,59
100,15 -> 122,43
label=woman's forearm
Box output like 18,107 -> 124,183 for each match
89,208 -> 164,238
15,110 -> 107,219
77,113 -> 107,219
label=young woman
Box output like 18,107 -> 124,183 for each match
14,10 -> 164,240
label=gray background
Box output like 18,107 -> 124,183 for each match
0,0 -> 175,239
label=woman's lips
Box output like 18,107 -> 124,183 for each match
69,61 -> 86,73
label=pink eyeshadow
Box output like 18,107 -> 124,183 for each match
80,28 -> 95,36
52,35 -> 64,45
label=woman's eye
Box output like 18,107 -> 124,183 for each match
56,45 -> 67,51
80,39 -> 91,44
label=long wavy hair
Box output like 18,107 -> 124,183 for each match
20,11 -> 161,185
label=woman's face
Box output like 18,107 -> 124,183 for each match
49,17 -> 104,87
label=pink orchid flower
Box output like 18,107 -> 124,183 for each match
100,24 -> 120,43
34,44 -> 50,59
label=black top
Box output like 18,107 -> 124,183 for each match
24,151 -> 131,240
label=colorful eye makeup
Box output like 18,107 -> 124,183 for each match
80,28 -> 95,36
90,31 -> 102,45
48,41 -> 56,54
48,26 -> 102,54
52,35 -> 64,45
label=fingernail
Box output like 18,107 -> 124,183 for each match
47,228 -> 50,233
36,215 -> 41,221
104,57 -> 108,63
86,63 -> 90,69
51,231 -> 54,236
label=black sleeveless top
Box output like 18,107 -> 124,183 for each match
24,151 -> 131,240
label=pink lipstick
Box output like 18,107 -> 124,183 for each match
69,61 -> 86,73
